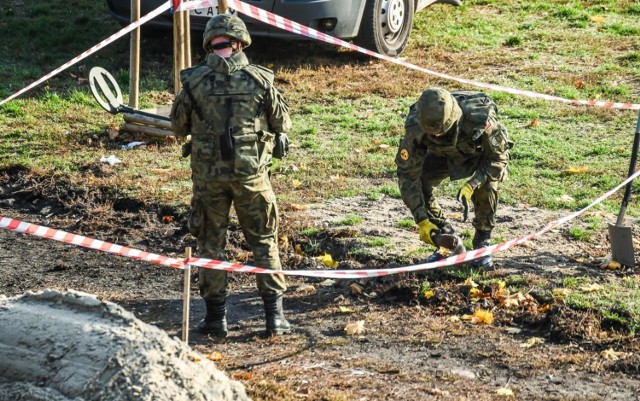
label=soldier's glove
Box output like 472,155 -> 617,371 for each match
456,182 -> 475,222
273,133 -> 289,159
418,219 -> 439,247
181,141 -> 192,158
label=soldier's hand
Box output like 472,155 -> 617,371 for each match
418,219 -> 438,247
456,182 -> 475,222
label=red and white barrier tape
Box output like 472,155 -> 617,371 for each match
2,169 -> 638,278
178,0 -> 640,111
0,2 -> 172,107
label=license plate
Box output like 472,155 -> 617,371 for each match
189,3 -> 236,18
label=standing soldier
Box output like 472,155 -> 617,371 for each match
171,14 -> 292,337
395,88 -> 513,268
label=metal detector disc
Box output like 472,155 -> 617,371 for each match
608,223 -> 635,266
89,67 -> 123,114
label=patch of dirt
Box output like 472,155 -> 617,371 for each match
1,166 -> 640,401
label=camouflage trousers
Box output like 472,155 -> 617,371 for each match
421,154 -> 499,232
189,171 -> 287,300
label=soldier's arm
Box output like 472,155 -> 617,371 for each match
395,118 -> 430,223
469,115 -> 510,186
170,89 -> 192,139
266,86 -> 292,133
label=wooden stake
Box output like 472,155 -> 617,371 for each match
120,122 -> 175,138
129,0 -> 140,109
182,247 -> 192,343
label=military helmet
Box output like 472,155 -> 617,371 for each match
415,88 -> 462,136
202,14 -> 251,51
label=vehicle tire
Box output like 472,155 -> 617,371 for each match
355,0 -> 415,57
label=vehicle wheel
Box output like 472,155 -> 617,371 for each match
355,0 -> 415,57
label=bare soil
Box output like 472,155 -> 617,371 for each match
1,165 -> 639,401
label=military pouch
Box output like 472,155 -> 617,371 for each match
188,197 -> 205,237
273,133 -> 289,159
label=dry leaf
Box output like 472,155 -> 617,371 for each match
463,309 -> 494,325
292,179 -> 302,188
207,352 -> 223,361
279,235 -> 289,249
564,166 -> 589,174
289,203 -> 308,211
579,284 -> 604,293
232,372 -> 254,380
294,244 -> 305,255
574,80 -> 585,89
350,283 -> 364,295
529,119 -> 539,128
162,215 -> 174,224
422,289 -> 435,299
602,261 -> 621,270
520,337 -> 545,348
590,15 -> 606,23
317,253 -> 339,268
496,387 -> 514,396
188,354 -> 202,362
469,287 -> 484,300
464,277 -> 479,288
537,304 -> 552,313
338,306 -> 355,313
296,284 -> 316,294
555,194 -> 575,203
601,348 -> 622,361
344,320 -> 365,335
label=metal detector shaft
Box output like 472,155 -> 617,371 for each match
118,104 -> 171,121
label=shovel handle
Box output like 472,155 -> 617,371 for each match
617,110 -> 640,225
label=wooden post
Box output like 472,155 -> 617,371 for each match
218,0 -> 228,14
129,0 -> 140,109
182,247 -> 192,343
184,0 -> 191,70
173,4 -> 183,94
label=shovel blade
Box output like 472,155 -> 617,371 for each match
608,223 -> 635,266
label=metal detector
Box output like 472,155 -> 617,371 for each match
88,66 -> 170,121
608,111 -> 640,267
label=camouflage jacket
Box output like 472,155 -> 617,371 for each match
170,52 -> 291,180
395,91 -> 512,223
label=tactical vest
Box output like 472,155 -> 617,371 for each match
424,91 -> 497,166
181,64 -> 274,178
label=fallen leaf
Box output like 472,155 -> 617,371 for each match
206,352 -> 223,361
317,253 -> 339,268
469,309 -> 494,325
350,283 -> 364,295
579,284 -> 604,293
232,372 -> 254,380
464,277 -> 479,288
280,235 -> 289,249
294,244 -> 305,255
319,279 -> 336,287
601,348 -> 622,361
564,166 -> 589,174
520,337 -> 545,348
574,80 -> 586,89
162,215 -> 174,223
469,287 -> 484,300
496,387 -> 514,396
296,284 -> 316,294
537,304 -> 552,313
289,203 -> 308,211
344,320 -> 365,335
602,261 -> 621,270
188,354 -> 202,362
338,306 -> 355,313
555,194 -> 575,203
529,119 -> 539,128
422,289 -> 435,299
292,179 -> 302,188
590,15 -> 606,23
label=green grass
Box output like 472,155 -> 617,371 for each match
336,215 -> 364,226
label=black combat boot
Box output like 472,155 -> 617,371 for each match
472,229 -> 493,269
197,298 -> 228,338
262,293 -> 291,336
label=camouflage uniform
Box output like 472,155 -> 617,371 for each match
395,90 -> 512,233
171,50 -> 291,301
